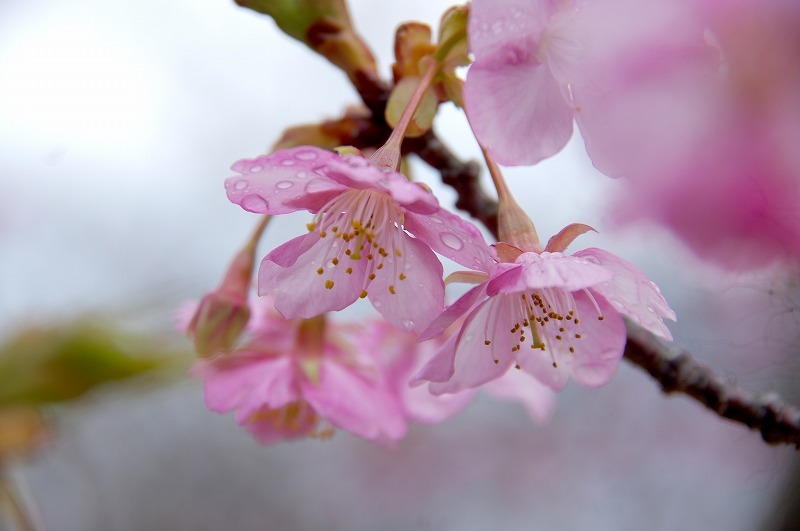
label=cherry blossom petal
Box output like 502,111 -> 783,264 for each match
268,237 -> 369,319
417,283 -> 488,342
193,354 -> 298,423
367,233 -> 444,333
574,248 -> 675,341
225,147 -> 341,215
469,0 -> 552,59
429,296 -> 517,394
258,233 -> 320,294
324,156 -> 439,215
483,370 -> 556,424
465,57 -> 574,166
403,208 -> 497,272
411,332 -> 459,386
487,252 -> 612,295
303,359 -> 407,441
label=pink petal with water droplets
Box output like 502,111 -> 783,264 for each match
324,156 -> 440,215
225,147 -> 341,215
303,359 -> 407,441
404,208 -> 497,273
367,233 -> 444,333
465,57 -> 574,166
574,248 -> 676,340
487,252 -> 612,295
469,0 -> 551,59
429,296 -> 516,394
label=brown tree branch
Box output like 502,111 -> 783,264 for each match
624,323 -> 800,448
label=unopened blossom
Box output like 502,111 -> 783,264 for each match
186,217 -> 269,357
192,298 -> 407,444
226,146 -> 494,332
416,227 -> 676,393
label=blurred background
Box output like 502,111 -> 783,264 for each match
0,0 -> 798,529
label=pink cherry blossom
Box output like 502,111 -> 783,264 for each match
416,234 -> 675,393
226,146 -> 495,332
464,0 -> 708,167
192,298 -> 407,444
465,0 -> 800,268
600,0 -> 800,268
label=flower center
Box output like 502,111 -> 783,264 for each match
486,288 -> 605,369
308,189 -> 405,298
247,400 -> 333,439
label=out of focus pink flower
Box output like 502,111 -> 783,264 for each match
192,299 -> 407,444
415,228 -> 675,393
226,146 -> 494,332
465,0 -> 800,268
601,0 -> 800,268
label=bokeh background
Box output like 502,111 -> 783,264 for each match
1,0 -> 798,529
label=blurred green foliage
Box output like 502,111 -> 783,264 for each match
0,321 -> 180,407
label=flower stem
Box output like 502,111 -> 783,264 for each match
370,58 -> 440,171
479,147 -> 541,252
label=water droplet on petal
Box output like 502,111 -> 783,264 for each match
374,301 -> 382,308
276,181 -> 293,190
401,319 -> 414,330
464,333 -> 474,342
296,150 -> 317,161
241,194 -> 268,212
440,233 -> 464,251
296,171 -> 308,179
280,159 -> 295,166
249,165 -> 263,173
233,179 -> 248,190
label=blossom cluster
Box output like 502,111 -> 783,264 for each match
186,0 -> 797,445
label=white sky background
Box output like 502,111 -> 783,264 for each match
0,0 -> 798,529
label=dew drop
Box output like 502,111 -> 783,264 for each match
296,171 -> 308,179
280,159 -> 296,166
405,262 -> 412,270
276,181 -> 293,190
233,179 -> 248,190
296,150 -> 317,160
401,319 -> 414,330
249,165 -> 263,173
464,333 -> 474,342
374,301 -> 382,308
241,194 -> 268,212
440,233 -> 464,251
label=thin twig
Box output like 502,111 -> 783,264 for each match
624,322 -> 800,448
